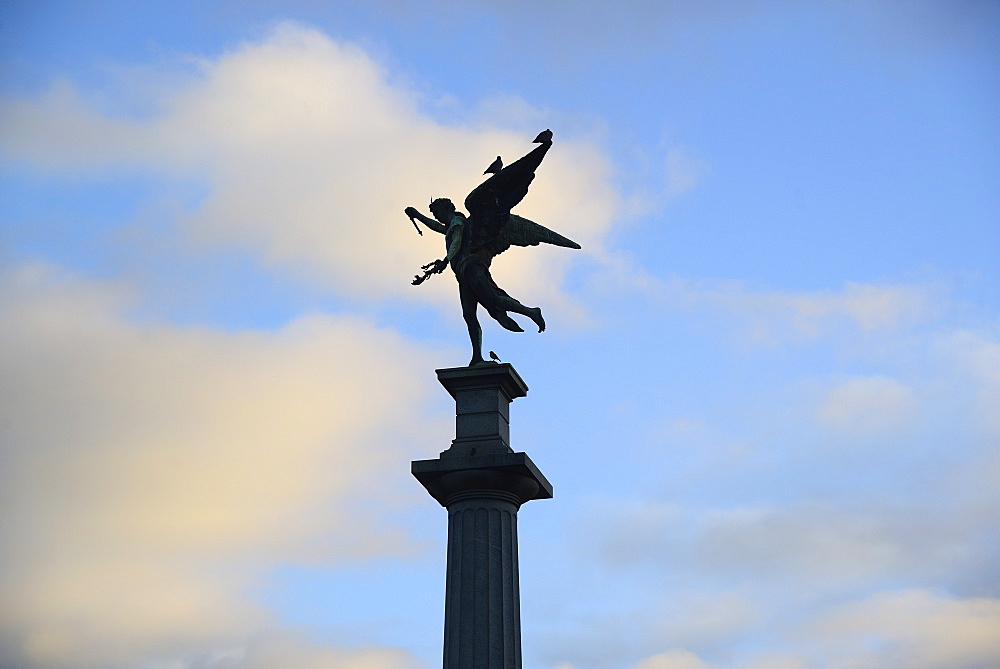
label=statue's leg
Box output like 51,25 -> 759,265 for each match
485,305 -> 524,333
503,300 -> 545,333
472,261 -> 546,333
489,291 -> 545,332
465,260 -> 523,334
459,281 -> 486,366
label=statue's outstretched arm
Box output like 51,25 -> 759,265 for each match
405,207 -> 447,235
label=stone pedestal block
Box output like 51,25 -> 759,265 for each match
436,363 -> 528,457
413,363 -> 551,669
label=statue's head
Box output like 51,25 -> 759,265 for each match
429,197 -> 455,222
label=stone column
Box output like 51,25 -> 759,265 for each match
412,363 -> 552,669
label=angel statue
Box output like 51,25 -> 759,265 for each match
404,129 -> 581,366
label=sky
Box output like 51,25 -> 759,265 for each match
1,1 -> 998,668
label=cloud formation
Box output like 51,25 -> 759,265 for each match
558,303 -> 1000,668
634,649 -> 712,669
681,279 -> 934,342
817,374 -> 917,435
208,631 -> 421,669
804,589 -> 1000,668
0,263 -> 443,667
629,589 -> 1000,669
0,23 -> 617,320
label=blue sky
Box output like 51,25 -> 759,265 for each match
1,2 -> 998,668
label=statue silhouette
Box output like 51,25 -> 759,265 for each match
405,130 -> 580,366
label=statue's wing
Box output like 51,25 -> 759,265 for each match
492,214 -> 582,257
464,142 -> 550,252
463,175 -> 531,252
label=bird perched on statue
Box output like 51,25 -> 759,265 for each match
484,156 -> 503,174
489,351 -> 501,363
533,129 -> 553,143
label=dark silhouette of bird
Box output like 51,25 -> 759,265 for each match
489,351 -> 501,363
484,156 -> 503,174
533,129 -> 553,143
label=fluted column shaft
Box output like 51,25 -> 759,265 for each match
444,492 -> 521,669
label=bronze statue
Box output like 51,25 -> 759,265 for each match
405,130 -> 580,366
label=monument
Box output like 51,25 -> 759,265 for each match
407,130 -> 577,667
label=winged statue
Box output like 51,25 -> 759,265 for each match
404,129 -> 581,366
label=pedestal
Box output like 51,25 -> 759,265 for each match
412,363 -> 552,669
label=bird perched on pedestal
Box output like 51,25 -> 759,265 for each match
533,129 -> 553,143
484,156 -> 503,174
489,351 -> 501,363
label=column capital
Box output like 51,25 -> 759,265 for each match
411,451 -> 553,508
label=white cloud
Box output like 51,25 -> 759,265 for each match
209,631 -> 421,669
706,280 -> 934,342
627,590 -> 1000,669
736,655 -> 808,669
0,23 -> 617,325
804,589 -> 1000,669
632,649 -> 806,669
595,498 -> 995,596
0,263 -> 446,667
634,649 -> 712,669
817,375 -> 917,436
593,261 -> 937,344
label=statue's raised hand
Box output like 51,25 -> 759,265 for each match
404,206 -> 423,235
